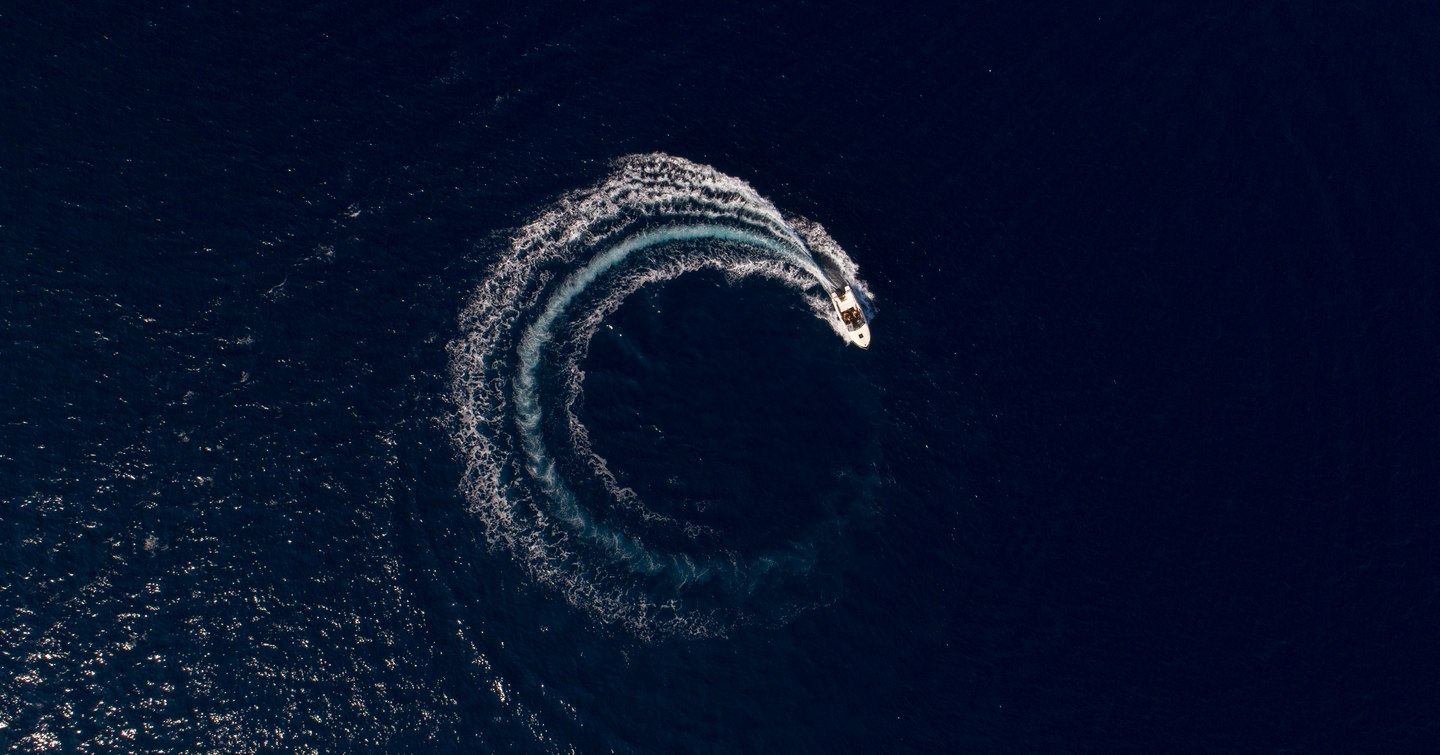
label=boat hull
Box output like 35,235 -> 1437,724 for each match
828,285 -> 871,349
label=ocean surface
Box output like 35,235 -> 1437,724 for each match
5,2 -> 1439,752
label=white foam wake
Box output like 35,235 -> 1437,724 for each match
448,154 -> 871,636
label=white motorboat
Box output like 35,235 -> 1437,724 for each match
828,284 -> 870,349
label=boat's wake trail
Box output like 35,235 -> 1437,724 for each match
448,154 -> 872,637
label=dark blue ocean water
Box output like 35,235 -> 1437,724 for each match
5,2 -> 1440,752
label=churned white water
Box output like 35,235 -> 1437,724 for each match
448,154 -> 872,636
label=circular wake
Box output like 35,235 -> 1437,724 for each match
448,154 -> 874,636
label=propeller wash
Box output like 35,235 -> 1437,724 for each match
448,154 -> 873,637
